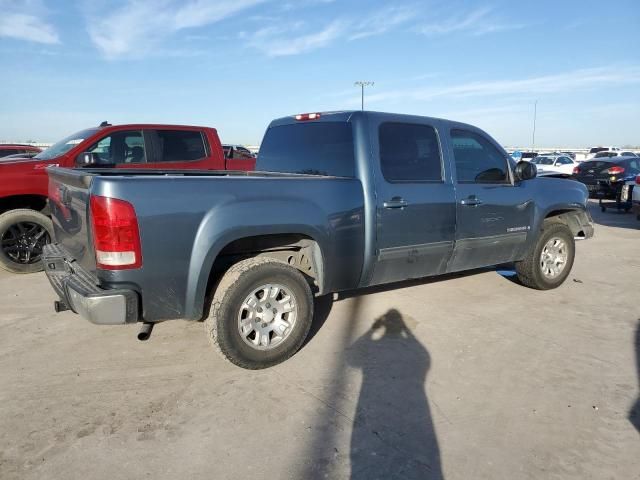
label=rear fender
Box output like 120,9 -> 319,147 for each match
184,200 -> 330,320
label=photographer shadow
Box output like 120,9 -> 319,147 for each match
347,309 -> 443,479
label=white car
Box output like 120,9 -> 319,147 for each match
531,155 -> 577,176
586,146 -> 620,159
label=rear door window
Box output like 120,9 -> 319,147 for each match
451,129 -> 510,183
151,130 -> 207,162
378,123 -> 442,182
257,122 -> 355,176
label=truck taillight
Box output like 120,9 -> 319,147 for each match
636,174 -> 640,185
606,166 -> 625,175
295,113 -> 321,121
572,166 -> 580,175
90,195 -> 142,270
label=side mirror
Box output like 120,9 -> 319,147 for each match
514,160 -> 537,181
76,152 -> 102,166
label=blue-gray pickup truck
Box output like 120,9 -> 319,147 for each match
43,111 -> 594,369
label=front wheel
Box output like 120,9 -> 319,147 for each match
0,209 -> 53,274
205,257 -> 314,369
515,222 -> 575,290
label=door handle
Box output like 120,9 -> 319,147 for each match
460,196 -> 483,207
383,197 -> 408,209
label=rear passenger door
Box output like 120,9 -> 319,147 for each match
448,128 -> 533,271
370,117 -> 456,285
145,129 -> 211,169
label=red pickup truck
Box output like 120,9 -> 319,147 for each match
0,122 -> 255,273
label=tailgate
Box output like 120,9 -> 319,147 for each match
47,167 -> 97,274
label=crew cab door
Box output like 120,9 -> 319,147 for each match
447,128 -> 533,271
369,117 -> 456,285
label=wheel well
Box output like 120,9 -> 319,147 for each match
544,209 -> 586,238
208,234 -> 325,296
0,195 -> 48,215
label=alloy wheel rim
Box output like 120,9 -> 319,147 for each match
1,221 -> 50,265
540,237 -> 568,279
237,283 -> 298,351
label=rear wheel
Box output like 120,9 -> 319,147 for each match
515,222 -> 575,290
0,209 -> 53,274
205,257 -> 314,369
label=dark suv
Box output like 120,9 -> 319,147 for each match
572,157 -> 640,200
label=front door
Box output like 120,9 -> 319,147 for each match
370,118 -> 456,285
448,128 -> 533,272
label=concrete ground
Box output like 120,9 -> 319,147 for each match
1,201 -> 638,480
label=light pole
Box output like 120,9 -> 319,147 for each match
354,81 -> 374,110
531,100 -> 538,152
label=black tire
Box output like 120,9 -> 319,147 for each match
205,257 -> 314,369
0,209 -> 53,274
515,222 -> 575,290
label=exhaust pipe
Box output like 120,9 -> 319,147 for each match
137,323 -> 154,341
54,301 -> 69,313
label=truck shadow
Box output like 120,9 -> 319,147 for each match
303,268 -> 496,349
630,320 -> 640,434
346,309 -> 443,479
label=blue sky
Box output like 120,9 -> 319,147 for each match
1,0 -> 639,147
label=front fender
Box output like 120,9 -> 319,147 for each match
526,178 -> 592,249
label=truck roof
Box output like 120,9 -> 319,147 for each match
268,110 -> 478,131
94,123 -> 214,130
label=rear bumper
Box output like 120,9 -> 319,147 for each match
42,244 -> 139,325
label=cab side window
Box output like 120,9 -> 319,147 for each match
152,130 -> 207,162
88,131 -> 145,164
451,129 -> 509,184
379,122 -> 442,182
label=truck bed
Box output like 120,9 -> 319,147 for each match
47,167 -> 365,322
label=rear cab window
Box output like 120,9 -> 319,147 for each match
378,122 -> 443,182
257,122 -> 355,177
150,130 -> 208,162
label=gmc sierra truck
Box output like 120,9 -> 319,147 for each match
43,111 -> 594,369
0,123 -> 255,273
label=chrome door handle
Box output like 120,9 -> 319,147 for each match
383,197 -> 408,209
460,197 -> 483,206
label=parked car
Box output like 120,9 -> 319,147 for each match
531,155 -> 577,176
621,175 -> 640,220
572,157 -> 640,201
586,147 -> 620,159
0,122 -> 255,274
593,151 -> 638,158
511,151 -> 539,162
222,144 -> 256,160
0,144 -> 41,158
43,110 -> 594,369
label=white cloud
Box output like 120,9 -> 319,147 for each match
86,0 -> 265,59
0,1 -> 60,44
358,66 -> 640,105
245,20 -> 347,56
244,5 -> 417,56
418,6 -> 524,36
348,5 -> 415,40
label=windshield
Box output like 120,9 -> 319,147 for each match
533,156 -> 555,165
35,128 -> 99,160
